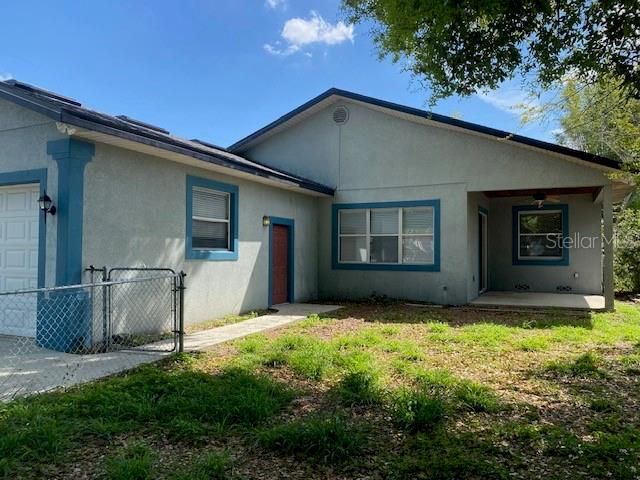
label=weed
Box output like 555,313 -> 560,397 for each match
389,387 -> 447,432
169,451 -> 234,480
454,380 -> 502,412
412,368 -> 457,395
425,321 -> 450,333
457,323 -> 513,348
334,369 -> 382,406
589,397 -> 618,413
545,352 -> 605,377
104,442 -> 156,480
256,415 -> 365,462
620,353 -> 640,374
516,336 -> 550,352
390,431 -> 510,480
0,366 -> 294,474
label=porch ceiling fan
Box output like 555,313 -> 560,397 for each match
531,192 -> 561,209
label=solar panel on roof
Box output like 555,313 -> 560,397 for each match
4,79 -> 82,107
115,115 -> 170,134
190,139 -> 228,151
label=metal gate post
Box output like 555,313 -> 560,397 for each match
99,267 -> 108,352
178,271 -> 186,353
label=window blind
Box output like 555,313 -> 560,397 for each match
191,186 -> 230,250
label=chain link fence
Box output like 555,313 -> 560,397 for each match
0,268 -> 185,401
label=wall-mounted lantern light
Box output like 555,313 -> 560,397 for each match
37,191 -> 56,224
262,215 -> 270,227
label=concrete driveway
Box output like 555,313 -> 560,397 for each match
0,335 -> 166,400
0,303 -> 340,401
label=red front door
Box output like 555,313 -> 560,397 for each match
271,225 -> 289,305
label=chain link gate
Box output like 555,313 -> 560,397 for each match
86,267 -> 186,353
1,267 -> 186,400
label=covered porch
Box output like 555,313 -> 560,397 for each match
467,183 -> 627,311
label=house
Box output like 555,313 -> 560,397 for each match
0,80 -> 633,344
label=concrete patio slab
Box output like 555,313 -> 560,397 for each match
0,303 -> 340,400
470,291 -> 605,310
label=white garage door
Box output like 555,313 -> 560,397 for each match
0,184 -> 39,337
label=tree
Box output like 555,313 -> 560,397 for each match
552,77 -> 640,292
613,207 -> 640,293
343,0 -> 640,102
554,77 -> 639,184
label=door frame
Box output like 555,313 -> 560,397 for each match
268,216 -> 295,307
478,207 -> 488,294
0,169 -> 48,289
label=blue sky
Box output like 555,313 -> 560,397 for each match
0,0 -> 558,148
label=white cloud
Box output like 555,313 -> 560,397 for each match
265,0 -> 285,9
476,87 -> 539,115
0,73 -> 13,81
263,42 -> 299,57
264,11 -> 354,57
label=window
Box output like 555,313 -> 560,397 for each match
192,187 -> 229,250
334,200 -> 440,271
512,205 -> 569,266
186,176 -> 238,261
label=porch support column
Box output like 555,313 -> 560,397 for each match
602,184 -> 615,311
39,138 -> 95,353
47,138 -> 95,286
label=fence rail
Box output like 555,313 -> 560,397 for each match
0,267 -> 186,401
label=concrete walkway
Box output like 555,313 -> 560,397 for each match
181,303 -> 340,351
0,303 -> 340,400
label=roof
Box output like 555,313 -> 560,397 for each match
0,80 -> 334,196
229,88 -> 622,171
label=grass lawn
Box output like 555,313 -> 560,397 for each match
2,301 -> 640,479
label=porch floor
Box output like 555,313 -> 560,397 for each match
470,291 -> 605,310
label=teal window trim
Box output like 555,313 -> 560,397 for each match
186,175 -> 239,261
331,199 -> 441,272
267,216 -> 295,307
512,204 -> 569,266
0,169 -> 48,288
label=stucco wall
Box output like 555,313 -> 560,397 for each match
487,194 -> 602,294
245,101 -> 611,192
317,184 -> 469,305
82,142 -> 319,325
0,98 -> 65,287
245,100 -> 612,303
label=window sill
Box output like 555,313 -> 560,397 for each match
513,257 -> 569,266
333,262 -> 440,272
186,249 -> 238,261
